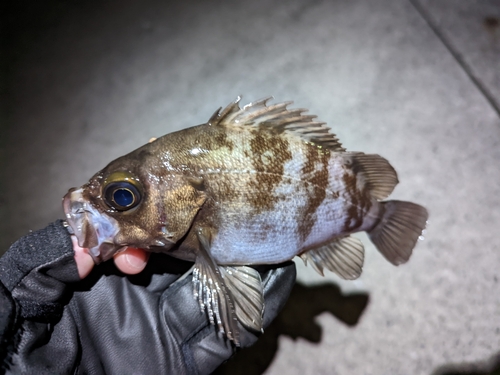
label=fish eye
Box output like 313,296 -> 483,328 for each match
103,172 -> 143,211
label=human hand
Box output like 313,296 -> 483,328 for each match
72,235 -> 149,278
69,253 -> 296,374
69,228 -> 297,373
0,221 -> 295,374
1,221 -> 297,374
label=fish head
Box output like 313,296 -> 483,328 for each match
62,152 -> 186,263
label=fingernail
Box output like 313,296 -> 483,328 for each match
125,253 -> 146,269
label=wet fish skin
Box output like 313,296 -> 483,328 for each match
63,97 -> 428,345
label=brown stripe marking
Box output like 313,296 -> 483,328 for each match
298,144 -> 330,241
248,129 -> 292,214
341,160 -> 371,232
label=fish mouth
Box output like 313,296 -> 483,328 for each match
63,188 -> 124,263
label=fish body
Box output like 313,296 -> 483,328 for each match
63,98 -> 428,344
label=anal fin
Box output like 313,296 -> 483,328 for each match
301,235 -> 365,280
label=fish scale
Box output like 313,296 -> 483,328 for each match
63,97 -> 428,345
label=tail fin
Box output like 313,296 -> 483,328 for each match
368,200 -> 428,265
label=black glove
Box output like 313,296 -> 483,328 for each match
0,221 -> 296,375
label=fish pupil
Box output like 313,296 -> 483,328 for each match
103,173 -> 142,211
113,188 -> 134,207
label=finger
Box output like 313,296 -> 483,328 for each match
114,247 -> 149,275
72,235 -> 95,279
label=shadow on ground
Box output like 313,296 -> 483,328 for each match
213,282 -> 369,375
433,352 -> 500,375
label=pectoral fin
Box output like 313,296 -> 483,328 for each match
220,265 -> 264,333
194,228 -> 239,344
301,235 -> 365,280
193,227 -> 264,346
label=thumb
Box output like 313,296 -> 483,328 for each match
113,247 -> 149,275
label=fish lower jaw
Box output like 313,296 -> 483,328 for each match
89,242 -> 129,264
63,188 -> 122,263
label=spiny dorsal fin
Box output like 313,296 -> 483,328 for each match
209,97 -> 346,152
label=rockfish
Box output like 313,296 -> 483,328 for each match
63,97 -> 428,345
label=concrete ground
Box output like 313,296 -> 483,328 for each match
2,0 -> 500,374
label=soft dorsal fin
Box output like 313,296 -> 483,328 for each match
343,152 -> 399,201
208,97 -> 346,152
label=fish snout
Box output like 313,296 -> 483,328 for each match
63,188 -> 122,263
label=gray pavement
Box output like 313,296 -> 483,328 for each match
2,0 -> 500,374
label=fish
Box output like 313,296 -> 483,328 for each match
63,97 -> 428,345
